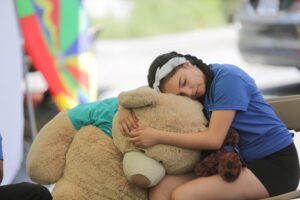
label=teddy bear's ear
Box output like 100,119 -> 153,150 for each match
118,86 -> 159,108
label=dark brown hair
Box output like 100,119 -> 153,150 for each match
147,51 -> 214,92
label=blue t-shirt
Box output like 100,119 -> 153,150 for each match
0,133 -> 3,160
68,97 -> 119,137
203,64 -> 292,163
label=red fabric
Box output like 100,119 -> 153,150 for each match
20,15 -> 69,96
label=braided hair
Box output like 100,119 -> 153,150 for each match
147,51 -> 214,93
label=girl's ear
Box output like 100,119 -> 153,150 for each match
118,86 -> 159,109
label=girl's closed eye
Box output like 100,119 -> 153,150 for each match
180,78 -> 186,88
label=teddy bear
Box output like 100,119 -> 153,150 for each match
26,86 -> 208,200
112,86 -> 208,188
26,111 -> 147,200
194,128 -> 245,182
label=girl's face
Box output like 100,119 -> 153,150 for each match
160,61 -> 206,99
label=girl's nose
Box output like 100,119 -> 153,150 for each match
180,87 -> 193,97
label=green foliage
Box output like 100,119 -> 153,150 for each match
93,0 -> 230,39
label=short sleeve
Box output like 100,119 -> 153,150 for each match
209,75 -> 251,111
67,97 -> 118,136
68,102 -> 96,130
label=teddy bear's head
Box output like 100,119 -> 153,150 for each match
112,86 -> 208,174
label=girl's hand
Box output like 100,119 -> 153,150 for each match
118,105 -> 138,136
128,127 -> 160,148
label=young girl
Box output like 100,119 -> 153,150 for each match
118,52 -> 300,200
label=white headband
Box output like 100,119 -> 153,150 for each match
153,57 -> 187,92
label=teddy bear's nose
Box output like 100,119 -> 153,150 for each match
224,172 -> 235,182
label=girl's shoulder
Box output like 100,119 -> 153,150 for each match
211,63 -> 253,81
211,63 -> 244,74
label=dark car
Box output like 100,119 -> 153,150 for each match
236,0 -> 300,69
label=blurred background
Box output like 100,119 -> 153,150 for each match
1,0 -> 300,187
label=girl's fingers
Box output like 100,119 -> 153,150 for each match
128,136 -> 140,142
128,136 -> 144,147
131,127 -> 142,132
134,142 -> 142,148
121,127 -> 127,136
129,117 -> 138,129
119,123 -> 125,135
131,111 -> 139,122
121,122 -> 130,136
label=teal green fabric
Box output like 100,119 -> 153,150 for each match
67,97 -> 118,137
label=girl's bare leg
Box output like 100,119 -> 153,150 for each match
148,173 -> 196,200
171,168 -> 269,200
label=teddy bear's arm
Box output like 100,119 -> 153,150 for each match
26,111 -> 76,184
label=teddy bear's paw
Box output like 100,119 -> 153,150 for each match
123,151 -> 166,188
218,152 -> 242,182
130,174 -> 151,188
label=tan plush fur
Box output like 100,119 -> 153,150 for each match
27,111 -> 76,184
27,111 -> 147,200
113,86 -> 208,174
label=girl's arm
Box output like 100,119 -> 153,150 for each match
118,105 -> 138,135
128,110 -> 236,150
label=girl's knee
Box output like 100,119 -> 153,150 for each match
149,175 -> 189,200
171,183 -> 206,200
149,177 -> 172,199
153,175 -> 175,190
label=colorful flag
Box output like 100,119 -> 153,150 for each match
16,0 -> 98,110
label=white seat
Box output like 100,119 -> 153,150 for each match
261,190 -> 300,200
